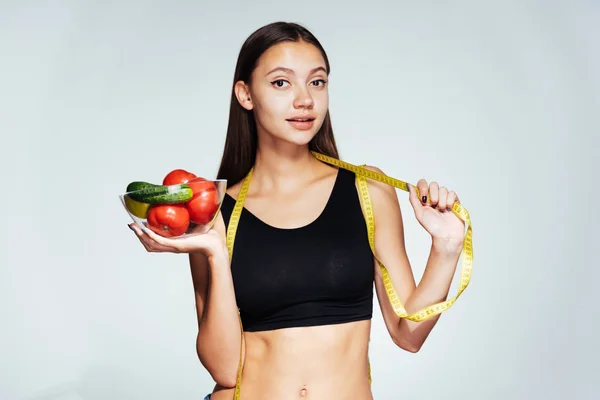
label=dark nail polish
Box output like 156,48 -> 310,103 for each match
422,196 -> 427,203
128,225 -> 134,231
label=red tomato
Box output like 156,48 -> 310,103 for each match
147,204 -> 190,237
163,169 -> 197,186
186,177 -> 219,224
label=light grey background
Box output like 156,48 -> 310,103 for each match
1,1 -> 598,399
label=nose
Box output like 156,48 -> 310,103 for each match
293,87 -> 314,109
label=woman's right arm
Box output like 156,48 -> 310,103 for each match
190,249 -> 242,388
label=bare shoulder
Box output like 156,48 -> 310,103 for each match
359,165 -> 402,211
210,183 -> 239,239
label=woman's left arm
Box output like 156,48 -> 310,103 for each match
361,166 -> 465,353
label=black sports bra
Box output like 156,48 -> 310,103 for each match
220,167 -> 375,332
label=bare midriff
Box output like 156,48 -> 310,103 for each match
210,319 -> 373,400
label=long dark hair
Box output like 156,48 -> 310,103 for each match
216,21 -> 340,188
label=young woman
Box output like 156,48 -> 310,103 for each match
130,21 -> 467,400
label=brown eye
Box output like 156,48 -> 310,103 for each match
271,79 -> 289,88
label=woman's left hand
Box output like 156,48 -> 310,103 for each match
408,179 -> 466,252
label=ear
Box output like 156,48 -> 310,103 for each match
234,81 -> 253,110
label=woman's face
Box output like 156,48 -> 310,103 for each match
237,40 -> 329,146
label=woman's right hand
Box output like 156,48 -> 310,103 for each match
129,222 -> 228,260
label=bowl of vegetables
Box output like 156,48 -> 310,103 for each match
120,168 -> 227,238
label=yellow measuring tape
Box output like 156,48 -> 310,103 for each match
225,151 -> 474,400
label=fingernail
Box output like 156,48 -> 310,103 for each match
128,224 -> 134,231
422,196 -> 427,203
142,228 -> 147,234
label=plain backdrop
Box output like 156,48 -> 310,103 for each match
1,1 -> 598,399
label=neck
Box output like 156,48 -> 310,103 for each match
252,141 -> 320,192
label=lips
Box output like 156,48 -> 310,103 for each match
286,116 -> 315,130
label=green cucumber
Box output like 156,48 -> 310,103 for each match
126,181 -> 158,193
127,182 -> 193,204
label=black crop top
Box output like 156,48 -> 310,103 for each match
220,168 -> 375,332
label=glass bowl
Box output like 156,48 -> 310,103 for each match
120,178 -> 227,238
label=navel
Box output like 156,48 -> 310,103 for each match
299,385 -> 308,398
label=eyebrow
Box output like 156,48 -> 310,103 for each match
265,66 -> 327,76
